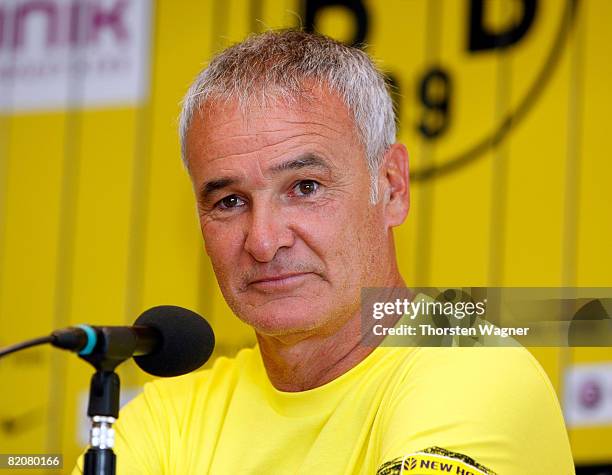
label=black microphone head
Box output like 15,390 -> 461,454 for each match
133,305 -> 215,377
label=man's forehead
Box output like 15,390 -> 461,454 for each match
200,103 -> 344,140
213,100 -> 345,131
185,88 -> 361,158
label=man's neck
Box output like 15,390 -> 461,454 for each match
256,314 -> 375,392
256,273 -> 406,392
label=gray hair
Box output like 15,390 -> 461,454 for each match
179,29 -> 396,202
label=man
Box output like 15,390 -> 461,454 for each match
74,30 -> 574,474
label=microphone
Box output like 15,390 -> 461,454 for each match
0,305 -> 215,475
50,305 -> 215,377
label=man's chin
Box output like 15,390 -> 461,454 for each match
236,306 -> 328,338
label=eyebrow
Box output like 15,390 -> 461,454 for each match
269,153 -> 332,174
198,153 -> 333,203
200,177 -> 237,202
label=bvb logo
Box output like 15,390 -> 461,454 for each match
303,0 -> 578,182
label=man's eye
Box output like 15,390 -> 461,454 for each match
293,180 -> 320,197
216,195 -> 245,210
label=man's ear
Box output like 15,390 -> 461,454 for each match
379,143 -> 410,228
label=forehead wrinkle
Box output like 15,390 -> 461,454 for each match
207,131 -> 333,162
280,119 -> 344,136
202,117 -> 345,148
197,140 -> 306,178
212,124 -> 340,140
198,106 -> 348,146
201,128 -> 287,148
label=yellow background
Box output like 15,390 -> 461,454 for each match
0,0 -> 610,470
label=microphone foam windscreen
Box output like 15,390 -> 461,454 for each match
133,305 -> 215,377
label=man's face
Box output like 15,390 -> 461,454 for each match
185,89 -> 392,338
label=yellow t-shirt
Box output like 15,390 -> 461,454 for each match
73,346 -> 574,474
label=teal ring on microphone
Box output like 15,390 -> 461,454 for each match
76,324 -> 97,356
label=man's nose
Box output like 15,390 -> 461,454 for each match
243,202 -> 295,262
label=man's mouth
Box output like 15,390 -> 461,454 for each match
248,272 -> 313,291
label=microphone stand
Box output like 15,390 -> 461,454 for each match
78,327 -> 145,475
82,369 -> 120,475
